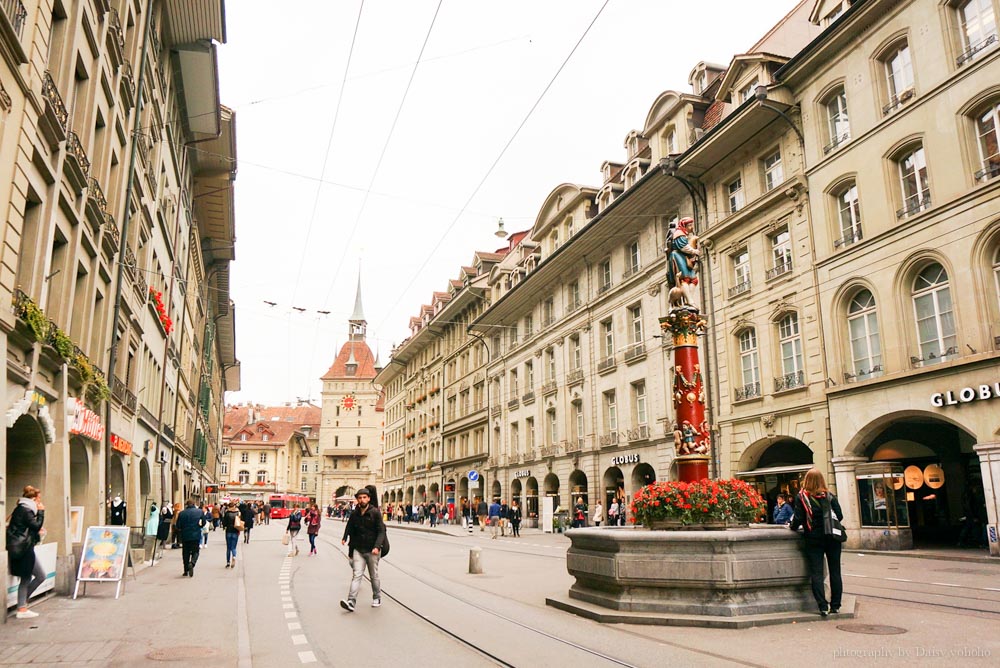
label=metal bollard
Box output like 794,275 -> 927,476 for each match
469,546 -> 483,574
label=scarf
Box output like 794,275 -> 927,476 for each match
18,497 -> 38,514
798,490 -> 826,532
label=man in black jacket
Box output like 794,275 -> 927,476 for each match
176,499 -> 205,577
339,488 -> 386,612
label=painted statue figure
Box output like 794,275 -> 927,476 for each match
665,217 -> 701,312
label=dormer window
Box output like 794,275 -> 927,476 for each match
739,79 -> 759,103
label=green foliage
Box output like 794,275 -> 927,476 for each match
13,291 -> 51,341
49,326 -> 74,361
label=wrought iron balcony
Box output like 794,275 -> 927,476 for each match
623,342 -> 645,363
843,365 -> 883,383
41,71 -> 68,137
119,60 -> 136,109
766,261 -> 793,280
599,431 -> 619,448
566,368 -> 583,385
774,370 -> 805,393
896,194 -> 931,219
521,390 -> 535,404
597,356 -> 616,373
65,131 -> 91,191
734,382 -> 761,401
102,213 -> 120,254
834,227 -> 863,248
598,282 -> 611,295
956,33 -> 997,66
112,375 -> 126,403
822,132 -> 851,155
728,281 -> 751,298
628,424 -> 650,442
541,380 -> 558,396
909,347 -> 958,368
123,244 -> 137,280
882,88 -> 914,115
1,0 -> 27,39
87,177 -> 108,213
107,8 -> 125,66
975,162 -> 1000,182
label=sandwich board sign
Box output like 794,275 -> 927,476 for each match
73,525 -> 131,599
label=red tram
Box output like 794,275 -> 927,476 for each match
268,493 -> 310,519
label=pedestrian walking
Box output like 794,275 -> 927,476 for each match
201,505 -> 211,546
488,498 -> 501,539
157,502 -> 173,550
340,488 -> 387,612
176,499 -> 206,577
608,498 -> 619,526
170,502 -> 183,548
222,501 -> 242,568
499,499 -> 509,536
428,502 -> 438,527
573,497 -> 587,529
211,504 -> 220,530
306,504 -> 321,556
240,502 -> 255,544
476,497 -> 488,531
592,501 -> 604,527
509,500 -> 522,537
263,503 -> 271,525
6,486 -> 46,619
790,468 -> 844,616
287,505 -> 303,556
394,503 -> 404,524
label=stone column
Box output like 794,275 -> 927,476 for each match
973,442 -> 1000,558
831,455 -> 867,549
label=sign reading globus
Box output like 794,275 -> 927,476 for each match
930,382 -> 1000,407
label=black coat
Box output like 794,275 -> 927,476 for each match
790,492 -> 843,540
342,504 -> 386,555
239,504 -> 255,528
156,508 -> 173,541
6,503 -> 44,578
176,506 -> 206,543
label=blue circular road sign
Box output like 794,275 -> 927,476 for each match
468,470 -> 479,482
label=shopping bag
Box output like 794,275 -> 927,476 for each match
281,531 -> 290,546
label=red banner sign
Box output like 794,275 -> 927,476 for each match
69,398 -> 105,442
110,433 -> 133,456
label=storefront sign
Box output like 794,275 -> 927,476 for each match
930,383 -> 1000,407
904,465 -> 924,489
513,470 -> 531,479
75,526 -> 130,588
69,398 -> 105,441
923,464 -> 945,489
612,453 -> 640,466
110,433 -> 133,456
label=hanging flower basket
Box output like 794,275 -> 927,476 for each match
630,479 -> 765,529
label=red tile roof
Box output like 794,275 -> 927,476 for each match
321,340 -> 378,380
702,100 -> 727,131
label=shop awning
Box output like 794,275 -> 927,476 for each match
735,464 -> 812,478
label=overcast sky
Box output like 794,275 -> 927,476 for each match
218,0 -> 802,406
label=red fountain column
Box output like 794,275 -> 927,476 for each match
660,310 -> 711,483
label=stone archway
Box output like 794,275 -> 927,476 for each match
525,476 -> 539,522
631,463 -> 655,490
6,415 -> 47,509
69,437 -> 90,516
416,484 -> 426,502
569,469 -> 588,506
406,486 -> 414,504
110,452 -> 126,500
511,478 -> 523,506
491,479 -> 502,502
543,472 -> 560,510
429,482 -> 439,502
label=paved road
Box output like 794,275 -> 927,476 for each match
2,520 -> 998,666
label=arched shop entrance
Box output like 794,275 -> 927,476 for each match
406,486 -> 414,504
110,452 -> 127,501
69,437 -> 91,529
416,484 -> 426,502
458,477 -> 469,504
603,466 -> 624,511
853,416 -> 985,547
631,463 -> 655,491
429,482 -> 439,502
543,472 -> 560,510
139,458 -> 152,518
736,437 -> 814,522
569,469 -> 588,505
491,479 -> 501,502
524,477 -> 539,524
511,479 -> 523,508
6,416 -> 47,510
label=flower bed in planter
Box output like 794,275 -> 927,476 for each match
630,478 -> 765,528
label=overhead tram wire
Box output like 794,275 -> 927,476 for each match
375,0 -> 611,334
288,0 -> 365,308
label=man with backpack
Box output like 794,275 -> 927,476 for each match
340,488 -> 387,611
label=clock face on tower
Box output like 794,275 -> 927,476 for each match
340,395 -> 356,411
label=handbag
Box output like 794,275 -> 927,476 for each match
822,495 -> 847,543
234,514 -> 244,532
281,531 -> 290,546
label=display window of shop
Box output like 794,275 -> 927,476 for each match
857,472 -> 910,528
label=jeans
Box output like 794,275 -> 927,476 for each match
17,557 -> 46,608
202,531 -> 209,546
243,526 -> 252,544
225,530 -> 239,563
804,537 -> 843,611
308,533 -> 317,552
348,550 -> 380,603
510,520 -> 520,537
288,529 -> 300,554
182,540 -> 201,574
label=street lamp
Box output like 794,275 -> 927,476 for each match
495,217 -> 508,239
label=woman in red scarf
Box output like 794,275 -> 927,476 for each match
790,468 -> 844,616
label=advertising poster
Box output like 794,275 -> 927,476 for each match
6,542 -> 56,608
541,495 -> 554,534
76,526 -> 130,582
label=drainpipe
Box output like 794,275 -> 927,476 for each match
103,0 -> 155,523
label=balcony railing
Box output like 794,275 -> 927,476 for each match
765,261 -> 793,280
541,380 -> 558,396
597,356 -> 616,373
956,33 -> 997,66
41,71 -> 69,136
1,0 -> 27,39
627,424 -> 650,442
65,130 -> 91,181
102,213 -> 120,253
491,404 -> 501,416
882,88 -> 914,115
975,162 -> 1000,182
139,405 -> 159,428
896,194 -> 931,219
843,365 -> 883,383
774,370 -> 805,393
566,368 -> 583,385
909,346 -> 958,368
599,431 -> 619,448
123,244 -> 137,280
728,281 -> 751,298
521,390 -> 535,404
834,227 -> 863,249
734,382 -> 761,401
623,342 -> 645,363
540,443 -> 559,458
565,300 -> 581,315
822,132 -> 851,155
565,438 -> 582,453
622,264 -> 640,280
111,375 -> 126,403
87,176 -> 108,213
598,282 -> 611,295
507,397 -> 520,410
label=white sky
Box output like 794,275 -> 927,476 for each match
218,0 -> 802,405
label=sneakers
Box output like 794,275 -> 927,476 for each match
371,599 -> 381,608
830,606 -> 841,614
225,562 -> 231,569
16,609 -> 39,619
340,599 -> 355,612
820,607 -> 830,617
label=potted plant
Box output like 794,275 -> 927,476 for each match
630,478 -> 765,530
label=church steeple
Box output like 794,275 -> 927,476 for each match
349,271 -> 366,341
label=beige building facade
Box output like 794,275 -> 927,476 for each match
1,0 -> 238,598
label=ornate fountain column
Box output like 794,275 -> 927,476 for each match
661,217 -> 711,483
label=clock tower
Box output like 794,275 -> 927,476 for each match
317,273 -> 384,505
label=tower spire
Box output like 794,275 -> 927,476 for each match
348,268 -> 366,341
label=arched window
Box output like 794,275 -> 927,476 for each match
735,329 -> 760,400
238,470 -> 249,484
822,86 -> 850,153
992,246 -> 1000,309
912,263 -> 957,364
974,99 -> 1000,181
776,314 -> 804,390
847,289 -> 882,381
895,143 -> 930,217
833,180 -> 863,247
257,470 -> 267,483
955,0 -> 998,66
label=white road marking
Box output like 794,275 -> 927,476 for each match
930,582 -> 961,587
282,596 -> 292,602
283,603 -> 294,609
299,650 -> 317,664
291,635 -> 308,645
288,622 -> 301,630
885,577 -> 911,582
285,611 -> 298,619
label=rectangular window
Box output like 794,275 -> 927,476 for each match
626,241 -> 640,276
897,145 -> 930,217
628,304 -> 643,344
510,369 -> 518,397
603,391 -> 617,432
727,175 -> 744,213
600,259 -> 612,292
240,452 -> 248,463
883,42 -> 914,112
525,417 -> 535,450
543,297 -> 555,326
567,281 -> 581,311
259,452 -> 267,464
511,422 -> 519,453
739,79 -> 758,103
301,462 -> 309,473
221,462 -> 228,475
731,249 -> 751,296
779,314 -> 804,377
545,348 -> 556,381
739,329 -> 760,388
524,314 -> 534,337
769,229 -> 792,277
825,89 -> 850,150
570,335 -> 582,369
546,408 -> 557,444
601,319 -> 614,358
836,182 -> 863,246
632,381 -> 647,425
762,150 -> 783,191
